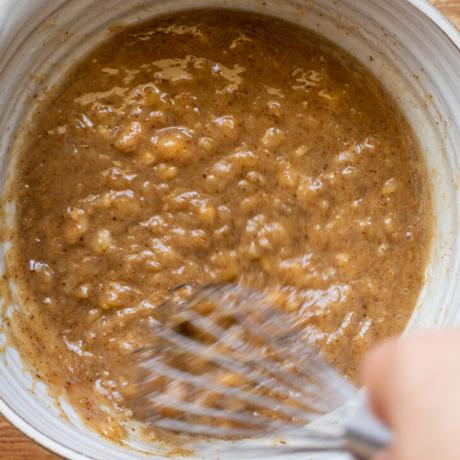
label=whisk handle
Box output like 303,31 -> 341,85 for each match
344,404 -> 393,459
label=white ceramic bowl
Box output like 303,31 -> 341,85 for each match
1,0 -> 460,459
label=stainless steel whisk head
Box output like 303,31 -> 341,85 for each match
123,284 -> 392,458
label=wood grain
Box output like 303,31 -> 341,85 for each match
0,1 -> 458,458
0,418 -> 57,459
433,0 -> 460,28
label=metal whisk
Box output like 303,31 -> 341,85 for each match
124,284 -> 392,459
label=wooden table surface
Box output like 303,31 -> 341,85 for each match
1,1 -> 459,458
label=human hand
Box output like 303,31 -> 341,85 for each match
363,331 -> 460,460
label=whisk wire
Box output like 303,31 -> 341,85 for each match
124,283 -> 389,458
137,353 -> 309,424
201,285 -> 354,406
166,307 -> 330,416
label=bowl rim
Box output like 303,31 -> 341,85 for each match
1,0 -> 460,459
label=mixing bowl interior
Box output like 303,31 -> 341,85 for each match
0,1 -> 460,459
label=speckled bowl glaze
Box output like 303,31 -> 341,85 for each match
0,1 -> 460,459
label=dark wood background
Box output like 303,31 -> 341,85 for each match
0,1 -> 458,458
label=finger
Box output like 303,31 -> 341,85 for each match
373,446 -> 396,460
362,338 -> 399,425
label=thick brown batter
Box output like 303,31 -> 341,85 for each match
5,10 -> 431,442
